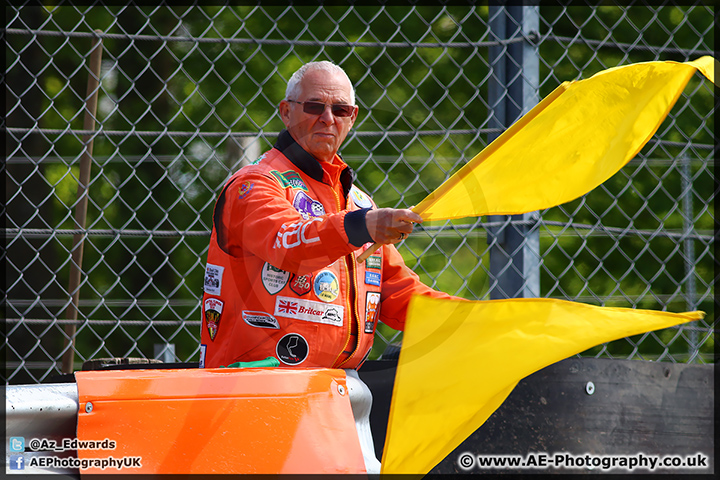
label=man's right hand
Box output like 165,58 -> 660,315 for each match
364,208 -> 423,244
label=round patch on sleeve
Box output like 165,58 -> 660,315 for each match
350,185 -> 373,209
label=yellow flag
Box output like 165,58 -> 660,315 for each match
412,56 -> 717,221
381,295 -> 704,474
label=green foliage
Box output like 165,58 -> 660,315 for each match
7,5 -> 714,380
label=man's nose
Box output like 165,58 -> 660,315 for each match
318,105 -> 335,123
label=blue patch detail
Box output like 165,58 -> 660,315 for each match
365,271 -> 381,286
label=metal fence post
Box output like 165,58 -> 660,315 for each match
154,343 -> 176,364
487,5 -> 540,299
681,154 -> 699,362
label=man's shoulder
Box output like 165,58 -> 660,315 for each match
229,149 -> 287,178
225,149 -> 307,195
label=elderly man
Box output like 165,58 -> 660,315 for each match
200,61 -> 454,370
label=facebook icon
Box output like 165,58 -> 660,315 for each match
9,455 -> 24,470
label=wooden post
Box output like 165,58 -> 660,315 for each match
61,31 -> 104,374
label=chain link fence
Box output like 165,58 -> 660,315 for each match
4,3 -> 715,384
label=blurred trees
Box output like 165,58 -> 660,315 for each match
5,4 -> 714,382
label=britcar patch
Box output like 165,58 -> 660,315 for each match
274,296 -> 344,327
365,292 -> 381,333
365,271 -> 381,286
276,333 -> 309,365
290,273 -> 313,296
365,253 -> 382,270
293,191 -> 325,220
314,270 -> 339,302
242,311 -> 280,329
204,297 -> 224,341
350,185 -> 373,209
261,262 -> 290,295
270,170 -> 308,191
204,264 -> 224,296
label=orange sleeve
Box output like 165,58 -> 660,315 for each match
218,169 -> 357,275
378,244 -> 465,331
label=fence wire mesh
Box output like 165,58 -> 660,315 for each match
4,3 -> 716,384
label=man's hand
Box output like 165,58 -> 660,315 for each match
364,208 -> 423,244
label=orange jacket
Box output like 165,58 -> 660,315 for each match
200,130 -> 454,369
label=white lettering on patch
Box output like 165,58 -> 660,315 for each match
274,218 -> 322,250
274,296 -> 344,327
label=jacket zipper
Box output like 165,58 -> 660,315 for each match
328,183 -> 360,368
336,253 -> 361,368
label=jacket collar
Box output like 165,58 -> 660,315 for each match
274,129 -> 355,199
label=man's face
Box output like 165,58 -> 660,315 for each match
279,69 -> 358,163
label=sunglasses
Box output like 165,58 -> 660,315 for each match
287,100 -> 355,117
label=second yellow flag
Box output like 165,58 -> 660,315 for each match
381,295 -> 704,474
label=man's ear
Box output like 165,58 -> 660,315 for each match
278,100 -> 291,127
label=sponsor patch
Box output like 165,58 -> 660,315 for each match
350,185 -> 373,209
365,271 -> 381,286
314,270 -> 339,302
204,264 -> 224,295
238,181 -> 254,199
274,296 -> 344,327
365,253 -> 382,270
290,273 -> 313,296
365,292 -> 381,333
204,297 -> 224,341
276,333 -> 309,365
293,191 -> 325,220
261,262 -> 290,295
270,170 -> 308,191
242,311 -> 280,329
199,344 -> 207,368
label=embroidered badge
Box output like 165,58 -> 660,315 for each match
204,264 -> 224,296
274,296 -> 344,327
204,298 -> 224,341
350,185 -> 373,208
290,273 -> 313,296
261,262 -> 290,295
365,271 -> 381,286
270,170 -> 309,191
293,191 -> 325,220
276,333 -> 309,365
365,292 -> 381,333
314,270 -> 339,302
365,253 -> 382,270
238,181 -> 254,199
242,311 -> 280,329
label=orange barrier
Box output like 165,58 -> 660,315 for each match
75,367 -> 366,474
